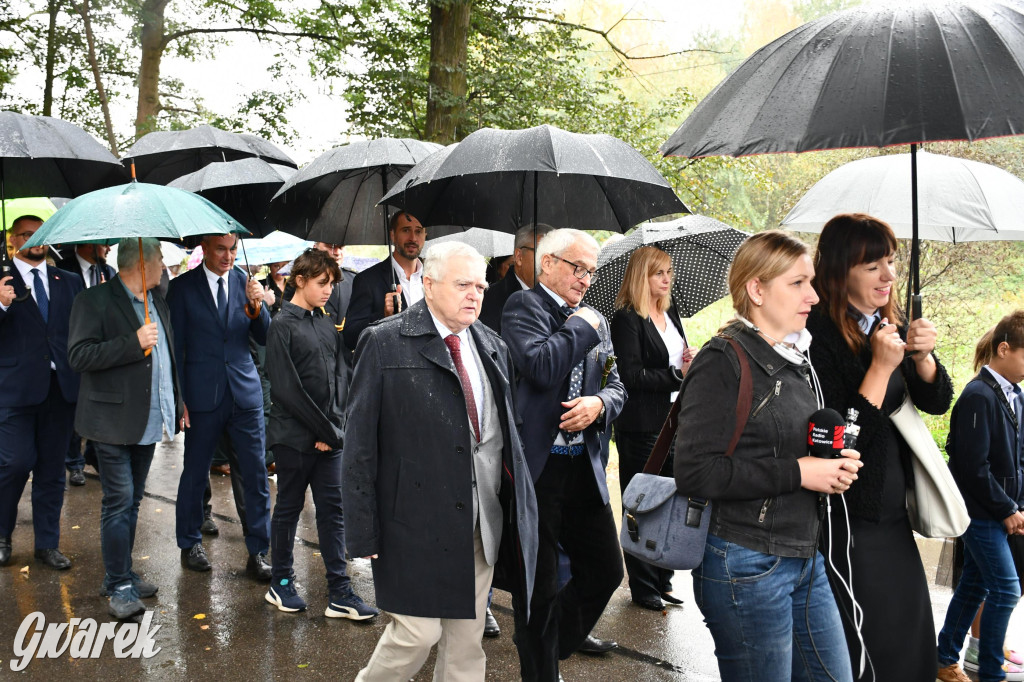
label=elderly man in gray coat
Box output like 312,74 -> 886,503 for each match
343,241 -> 538,682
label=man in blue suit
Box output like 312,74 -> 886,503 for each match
501,228 -> 627,682
168,233 -> 272,579
0,215 -> 83,569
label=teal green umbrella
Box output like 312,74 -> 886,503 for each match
23,181 -> 246,248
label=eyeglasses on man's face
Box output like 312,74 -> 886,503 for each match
558,257 -> 598,282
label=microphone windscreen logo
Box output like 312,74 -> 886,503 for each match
808,422 -> 844,450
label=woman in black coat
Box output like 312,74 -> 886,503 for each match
807,214 -> 953,682
610,246 -> 697,611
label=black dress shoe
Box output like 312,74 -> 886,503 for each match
0,537 -> 11,566
35,548 -> 72,570
68,469 -> 86,487
578,634 -> 617,655
181,543 -> 211,572
483,607 -> 500,637
246,552 -> 272,581
661,591 -> 684,605
200,510 -> 219,536
633,595 -> 665,611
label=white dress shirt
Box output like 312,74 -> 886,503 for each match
392,255 -> 424,306
985,365 -> 1022,415
203,264 -> 230,308
430,311 -> 485,435
76,253 -> 101,288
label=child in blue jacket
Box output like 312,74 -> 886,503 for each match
938,311 -> 1024,682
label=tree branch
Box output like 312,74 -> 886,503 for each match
162,26 -> 341,49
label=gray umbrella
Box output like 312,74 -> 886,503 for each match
424,228 -> 514,259
122,124 -> 296,185
267,137 -> 444,245
168,158 -> 295,238
380,124 -> 687,233
582,215 -> 748,320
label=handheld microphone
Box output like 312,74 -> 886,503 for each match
808,408 -> 845,459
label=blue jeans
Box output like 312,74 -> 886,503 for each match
693,533 -> 853,682
938,519 -> 1022,682
94,442 -> 155,588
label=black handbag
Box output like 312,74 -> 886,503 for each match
620,337 -> 752,570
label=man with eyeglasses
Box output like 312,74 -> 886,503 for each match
501,228 -> 627,682
0,215 -> 83,570
479,223 -> 554,336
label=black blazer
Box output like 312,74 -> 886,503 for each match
343,258 -> 410,351
610,305 -> 686,433
67,276 -> 183,444
58,254 -> 115,286
479,267 -> 526,335
947,368 -> 1024,521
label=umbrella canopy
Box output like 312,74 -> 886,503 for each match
237,231 -> 313,266
424,228 -> 514,259
168,158 -> 295,237
122,124 -> 296,185
267,137 -> 443,245
23,182 -> 246,248
381,124 -> 687,233
0,112 -> 127,198
582,215 -> 749,320
783,151 -> 1024,242
661,1 -> 1024,158
3,197 -> 57,231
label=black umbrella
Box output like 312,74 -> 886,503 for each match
582,215 -> 748,321
381,125 -> 686,234
167,158 -> 295,238
660,0 -> 1024,317
0,111 -> 127,276
122,124 -> 296,186
267,137 -> 443,245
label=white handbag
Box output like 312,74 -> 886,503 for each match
890,393 -> 969,538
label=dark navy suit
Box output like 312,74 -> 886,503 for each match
501,286 -> 626,681
168,265 -> 271,556
0,263 -> 82,549
343,258 -> 409,351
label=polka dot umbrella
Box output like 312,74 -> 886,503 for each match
583,215 -> 749,320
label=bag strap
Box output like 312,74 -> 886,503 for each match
641,335 -> 754,475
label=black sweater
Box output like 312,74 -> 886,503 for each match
805,308 -> 953,521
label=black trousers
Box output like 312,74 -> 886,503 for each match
616,429 -> 676,601
512,451 -> 623,682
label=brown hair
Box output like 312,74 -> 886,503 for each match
287,248 -> 341,290
813,213 -> 902,353
974,310 -> 1024,372
614,246 -> 671,318
727,230 -> 810,320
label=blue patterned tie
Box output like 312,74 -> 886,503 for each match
217,277 -> 228,326
31,268 -> 49,323
561,304 -> 584,443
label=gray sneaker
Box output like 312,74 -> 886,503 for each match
99,571 -> 158,599
108,583 -> 145,620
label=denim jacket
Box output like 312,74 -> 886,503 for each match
674,322 -> 821,558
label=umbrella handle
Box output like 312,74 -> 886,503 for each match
245,300 -> 262,319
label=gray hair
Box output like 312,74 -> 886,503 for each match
422,241 -> 487,282
514,223 -> 556,250
536,228 -> 599,263
116,237 -> 162,271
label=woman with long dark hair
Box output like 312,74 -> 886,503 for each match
611,246 -> 697,611
807,213 -> 953,682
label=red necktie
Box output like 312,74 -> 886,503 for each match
444,334 -> 480,442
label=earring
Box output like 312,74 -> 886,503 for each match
753,299 -> 763,306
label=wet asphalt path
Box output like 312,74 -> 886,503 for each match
1,434 -> 1019,680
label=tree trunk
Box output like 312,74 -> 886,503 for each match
42,0 -> 59,116
135,0 -> 169,140
424,0 -> 471,144
77,0 -> 118,154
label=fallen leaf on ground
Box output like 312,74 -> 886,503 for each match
71,525 -> 80,530
140,556 -> 150,560
298,664 -> 309,669
193,613 -> 206,620
200,625 -> 209,630
155,509 -> 162,513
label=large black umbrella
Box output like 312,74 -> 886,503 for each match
660,0 -> 1024,315
380,124 -> 688,233
0,111 -> 127,275
122,124 -> 296,185
582,215 -> 748,321
168,158 -> 295,238
267,137 -> 443,245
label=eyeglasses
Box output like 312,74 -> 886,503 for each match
13,231 -> 36,240
558,257 -> 598,282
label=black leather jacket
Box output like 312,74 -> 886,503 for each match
674,322 -> 821,558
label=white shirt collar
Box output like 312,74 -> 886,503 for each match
13,256 -> 45,280
429,308 -> 471,344
515,273 -> 529,291
203,264 -> 229,286
391,254 -> 422,278
985,365 -> 1021,403
537,281 -> 569,308
855,307 -> 881,335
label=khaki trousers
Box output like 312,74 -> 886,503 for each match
356,530 -> 493,682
